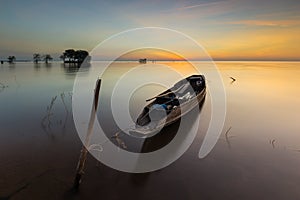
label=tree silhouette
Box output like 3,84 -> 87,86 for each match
59,54 -> 66,63
60,49 -> 91,64
33,53 -> 41,63
60,49 -> 90,64
63,49 -> 76,63
74,50 -> 89,63
43,54 -> 53,63
7,56 -> 16,64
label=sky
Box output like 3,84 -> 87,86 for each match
0,0 -> 299,61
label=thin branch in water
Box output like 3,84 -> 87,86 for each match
225,126 -> 232,137
89,140 -> 111,168
0,82 -> 8,93
0,82 -> 7,88
47,96 -> 57,129
111,131 -> 127,149
230,77 -> 236,84
269,139 -> 276,148
60,92 -> 69,133
74,79 -> 101,189
41,95 -> 57,136
224,126 -> 235,149
89,144 -> 104,152
60,92 -> 68,113
68,92 -> 73,99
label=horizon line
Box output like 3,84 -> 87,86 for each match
3,59 -> 300,62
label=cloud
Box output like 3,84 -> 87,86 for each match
160,0 -> 233,13
228,19 -> 300,27
174,1 -> 225,11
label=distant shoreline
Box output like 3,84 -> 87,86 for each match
1,60 -> 299,63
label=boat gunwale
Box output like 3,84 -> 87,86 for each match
132,75 -> 206,135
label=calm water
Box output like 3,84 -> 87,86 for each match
0,61 -> 300,199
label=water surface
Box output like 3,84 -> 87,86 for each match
0,61 -> 299,199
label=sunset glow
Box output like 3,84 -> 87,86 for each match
0,0 -> 299,60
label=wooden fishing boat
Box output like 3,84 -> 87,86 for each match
130,75 -> 206,137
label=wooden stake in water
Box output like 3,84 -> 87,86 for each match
74,79 -> 101,189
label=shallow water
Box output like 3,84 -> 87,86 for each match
0,61 -> 300,199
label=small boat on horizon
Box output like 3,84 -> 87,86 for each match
139,58 -> 147,64
130,74 -> 206,137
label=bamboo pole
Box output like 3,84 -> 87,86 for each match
73,79 -> 101,189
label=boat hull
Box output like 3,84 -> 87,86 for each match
130,75 -> 206,137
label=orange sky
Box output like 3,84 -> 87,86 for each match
203,22 -> 300,60
118,49 -> 185,61
1,0 -> 299,61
